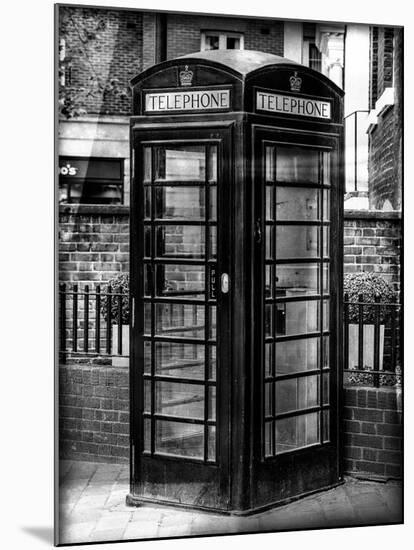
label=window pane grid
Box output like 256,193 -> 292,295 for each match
142,144 -> 218,463
263,145 -> 331,458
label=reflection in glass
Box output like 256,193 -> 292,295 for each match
144,225 -> 151,257
323,336 -> 330,369
209,306 -> 216,339
265,265 -> 273,298
144,264 -> 151,297
275,337 -> 320,375
323,410 -> 330,442
144,303 -> 151,336
265,146 -> 275,182
323,300 -> 329,331
323,372 -> 330,405
144,187 -> 151,219
265,343 -> 272,376
276,187 -> 319,221
155,420 -> 204,458
155,264 -> 205,299
144,418 -> 151,452
208,346 -> 216,380
156,225 -> 205,258
323,152 -> 331,186
276,147 -> 319,183
207,425 -> 216,461
323,189 -> 330,220
144,341 -> 151,374
266,186 -> 274,221
209,226 -> 217,259
276,412 -> 320,453
144,380 -> 151,413
266,226 -> 274,259
276,375 -> 319,414
265,421 -> 272,457
265,304 -> 273,337
209,186 -> 217,220
265,382 -> 272,416
143,147 -> 152,182
323,226 -> 329,257
208,386 -> 216,421
155,303 -> 205,339
155,342 -> 204,379
155,187 -> 205,220
155,381 -> 204,419
276,263 -> 319,296
208,145 -> 217,183
323,263 -> 329,293
276,225 -> 320,259
277,300 -> 319,336
154,145 -> 206,181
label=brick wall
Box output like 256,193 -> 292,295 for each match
344,211 -> 401,293
60,362 -> 129,463
59,6 -> 143,116
343,386 -> 402,479
59,205 -> 130,285
166,14 -> 284,59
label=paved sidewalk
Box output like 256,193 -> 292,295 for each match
58,460 -> 402,545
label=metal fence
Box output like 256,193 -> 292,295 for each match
59,283 -> 130,361
343,294 -> 402,387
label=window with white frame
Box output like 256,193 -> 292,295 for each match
201,31 -> 244,51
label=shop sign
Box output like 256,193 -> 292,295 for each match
256,91 -> 331,119
145,89 -> 231,112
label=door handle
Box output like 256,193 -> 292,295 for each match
221,273 -> 230,294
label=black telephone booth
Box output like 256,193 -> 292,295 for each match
128,50 -> 344,514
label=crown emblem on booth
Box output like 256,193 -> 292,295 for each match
179,65 -> 194,87
289,72 -> 302,92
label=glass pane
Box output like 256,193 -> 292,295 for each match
144,303 -> 151,336
323,226 -> 329,257
205,35 -> 219,50
209,226 -> 217,259
276,263 -> 320,297
323,263 -> 329,293
266,186 -> 274,221
265,304 -> 273,337
155,303 -> 205,339
144,418 -> 151,452
144,380 -> 151,413
144,341 -> 151,374
144,187 -> 151,219
265,382 -> 272,416
277,300 -> 320,336
208,146 -> 217,183
207,425 -> 216,461
276,187 -> 320,221
264,421 -> 273,457
323,189 -> 330,220
265,146 -> 275,182
275,337 -> 320,375
323,152 -> 331,186
323,336 -> 330,369
265,265 -> 273,298
154,145 -> 206,182
276,412 -> 320,454
155,420 -> 204,459
323,410 -> 330,442
276,225 -> 320,259
265,343 -> 273,377
276,147 -> 319,183
156,225 -> 205,259
155,264 -> 205,299
143,147 -> 152,182
227,36 -> 240,49
276,375 -> 319,414
208,346 -> 216,380
209,186 -> 217,220
323,300 -> 329,331
155,187 -> 205,220
144,226 -> 151,257
208,386 -> 216,421
209,306 -> 216,339
155,342 -> 204,379
266,226 -> 274,259
155,381 -> 204,419
323,372 -> 330,405
144,264 -> 151,297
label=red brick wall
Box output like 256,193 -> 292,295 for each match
343,386 -> 402,479
59,362 -> 129,463
344,211 -> 401,293
59,206 -> 130,285
165,14 -> 284,59
59,6 -> 143,116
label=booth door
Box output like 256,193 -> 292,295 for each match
253,128 -> 342,506
130,126 -> 232,510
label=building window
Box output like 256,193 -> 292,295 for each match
59,156 -> 124,204
201,31 -> 244,51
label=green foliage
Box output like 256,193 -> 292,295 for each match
101,273 -> 130,325
344,273 -> 397,323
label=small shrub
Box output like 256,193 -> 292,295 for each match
344,273 -> 396,323
101,273 -> 129,325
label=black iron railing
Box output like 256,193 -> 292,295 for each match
343,294 -> 402,387
59,283 -> 130,361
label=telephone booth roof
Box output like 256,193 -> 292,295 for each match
131,49 -> 344,122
